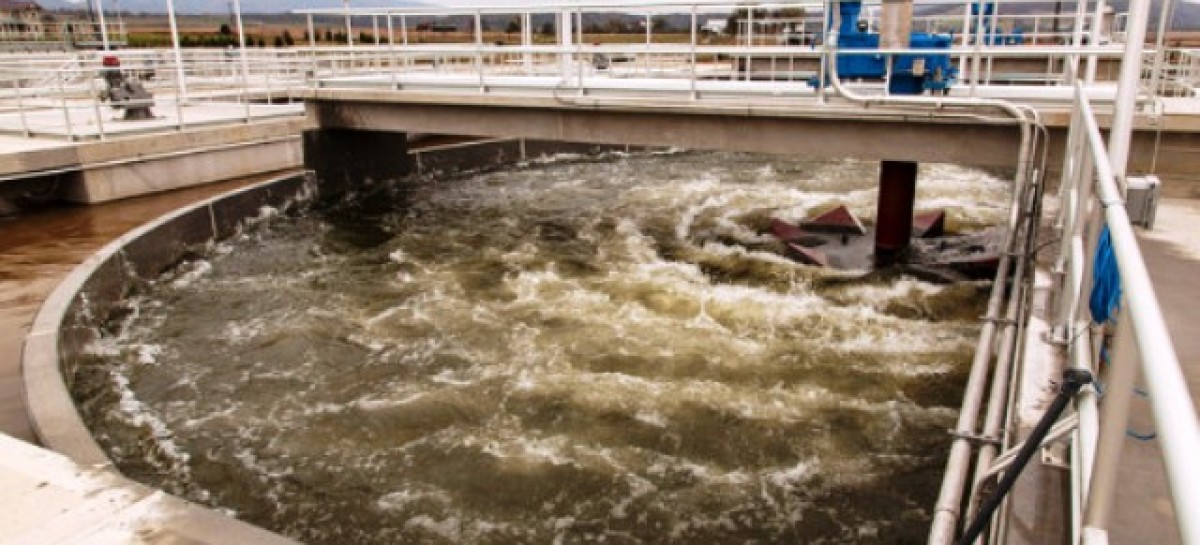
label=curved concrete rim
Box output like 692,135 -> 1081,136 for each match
21,172 -> 313,467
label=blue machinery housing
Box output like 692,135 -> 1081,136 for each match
815,0 -> 957,94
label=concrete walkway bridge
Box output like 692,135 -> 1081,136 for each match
1,0 -> 1199,543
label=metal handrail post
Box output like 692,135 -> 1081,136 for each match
343,0 -> 354,48
1108,0 -> 1152,186
58,76 -> 74,141
747,7 -> 755,81
233,0 -> 251,122
522,12 -> 533,74
1086,0 -> 1108,83
401,15 -> 409,69
690,5 -> 698,100
1082,304 -> 1139,537
576,7 -> 584,94
958,369 -> 1094,545
387,14 -> 397,88
16,79 -> 30,137
1078,93 -> 1200,544
166,0 -> 187,103
644,11 -> 652,77
93,0 -> 110,51
87,75 -> 105,141
307,13 -> 317,84
1147,0 -> 1177,97
475,11 -> 485,92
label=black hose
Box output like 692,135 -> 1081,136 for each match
956,368 -> 1094,545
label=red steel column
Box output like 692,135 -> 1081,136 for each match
875,160 -> 918,265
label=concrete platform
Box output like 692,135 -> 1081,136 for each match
0,432 -> 297,545
1108,197 -> 1200,545
0,113 -> 308,203
0,100 -> 303,141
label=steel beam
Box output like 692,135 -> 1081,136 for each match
875,160 -> 918,264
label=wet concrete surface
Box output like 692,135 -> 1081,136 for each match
0,171 -> 299,444
1107,197 -> 1200,545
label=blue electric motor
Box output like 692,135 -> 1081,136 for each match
813,1 -> 957,95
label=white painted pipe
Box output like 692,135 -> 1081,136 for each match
344,0 -> 354,48
1107,0 -> 1152,184
166,0 -> 188,103
93,0 -> 110,51
1077,92 -> 1200,545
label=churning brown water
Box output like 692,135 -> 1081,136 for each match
74,151 -> 1009,544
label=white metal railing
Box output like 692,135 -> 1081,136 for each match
0,20 -> 128,49
6,0 -> 1192,145
1047,81 -> 1200,545
0,49 -> 307,142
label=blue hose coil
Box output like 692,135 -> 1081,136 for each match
1090,226 -> 1123,324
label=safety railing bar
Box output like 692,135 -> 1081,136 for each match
1076,87 -> 1200,545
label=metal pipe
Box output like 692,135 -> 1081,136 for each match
1083,305 -> 1139,535
387,14 -> 396,87
233,0 -> 251,122
690,5 -> 698,99
166,0 -> 188,103
308,13 -> 317,84
343,0 -> 354,48
93,0 -> 110,51
87,75 -> 106,141
1147,0 -> 1177,97
1086,0 -> 1107,82
523,12 -> 533,73
1107,0 -> 1152,185
15,78 -> 29,137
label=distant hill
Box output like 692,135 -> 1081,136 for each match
37,0 -> 429,14
33,0 -> 1200,30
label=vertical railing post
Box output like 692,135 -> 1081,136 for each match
1147,0 -> 1178,98
58,76 -> 75,142
1086,0 -> 1106,83
16,78 -> 30,137
1082,308 -> 1139,536
1108,0 -> 1152,187
401,15 -> 409,69
93,0 -> 110,51
475,10 -> 484,92
343,0 -> 354,49
166,0 -> 187,103
644,11 -> 652,77
233,0 -> 251,122
960,3 -> 972,73
690,5 -> 698,99
387,13 -> 397,88
576,7 -> 584,93
522,12 -> 533,74
307,13 -> 317,85
88,72 -> 106,141
747,7 -> 755,81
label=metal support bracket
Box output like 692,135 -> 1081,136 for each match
981,316 -> 1017,327
949,430 -> 1003,446
1041,440 -> 1071,470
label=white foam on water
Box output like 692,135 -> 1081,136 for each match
82,152 -> 1007,544
405,515 -> 462,541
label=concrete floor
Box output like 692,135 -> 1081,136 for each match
0,100 -> 302,140
1107,197 -> 1200,545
